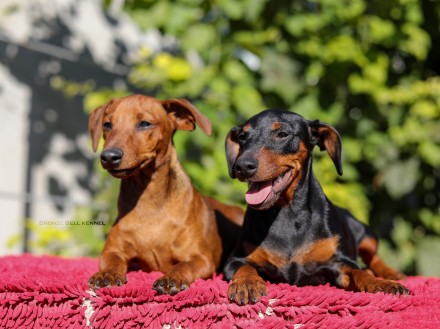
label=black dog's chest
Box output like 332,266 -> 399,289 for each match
243,208 -> 343,286
256,258 -> 342,286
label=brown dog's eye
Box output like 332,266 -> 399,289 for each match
138,121 -> 152,130
103,122 -> 112,131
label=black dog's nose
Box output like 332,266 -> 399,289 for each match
235,158 -> 258,178
101,148 -> 123,168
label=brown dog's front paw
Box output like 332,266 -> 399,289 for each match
228,277 -> 267,305
153,275 -> 189,296
89,270 -> 127,290
366,279 -> 409,295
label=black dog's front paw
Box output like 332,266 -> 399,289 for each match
366,279 -> 409,295
88,270 -> 127,290
153,274 -> 189,296
228,277 -> 267,305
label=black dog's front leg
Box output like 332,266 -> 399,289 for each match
224,259 -> 267,305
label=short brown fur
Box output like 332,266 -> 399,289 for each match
88,94 -> 243,295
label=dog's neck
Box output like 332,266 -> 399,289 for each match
288,157 -> 331,234
117,144 -> 193,218
271,157 -> 331,238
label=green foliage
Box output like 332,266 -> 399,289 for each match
7,220 -> 103,257
78,0 -> 439,275
416,237 -> 440,276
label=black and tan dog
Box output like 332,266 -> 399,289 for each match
224,109 -> 408,305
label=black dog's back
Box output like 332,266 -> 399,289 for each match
326,203 -> 374,260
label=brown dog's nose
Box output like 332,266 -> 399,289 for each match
235,158 -> 258,179
101,148 -> 123,168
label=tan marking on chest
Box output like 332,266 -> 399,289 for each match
247,246 -> 286,268
291,236 -> 339,265
247,236 -> 339,268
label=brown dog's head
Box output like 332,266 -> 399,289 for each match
88,94 -> 211,178
225,109 -> 342,210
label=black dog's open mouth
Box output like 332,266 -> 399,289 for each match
245,171 -> 292,209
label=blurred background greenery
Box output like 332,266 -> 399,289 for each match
19,0 -> 440,276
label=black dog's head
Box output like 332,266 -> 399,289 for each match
225,110 -> 342,210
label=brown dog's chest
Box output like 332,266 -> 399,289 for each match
112,213 -> 192,272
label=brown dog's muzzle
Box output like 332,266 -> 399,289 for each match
100,148 -> 123,169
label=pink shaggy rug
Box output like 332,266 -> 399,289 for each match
0,255 -> 439,328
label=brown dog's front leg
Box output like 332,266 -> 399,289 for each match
89,252 -> 128,290
228,264 -> 267,305
340,265 -> 409,295
153,254 -> 215,296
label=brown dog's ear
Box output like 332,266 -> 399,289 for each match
162,98 -> 212,136
88,99 -> 114,152
225,126 -> 240,178
308,120 -> 343,176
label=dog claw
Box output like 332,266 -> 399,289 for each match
365,279 -> 409,295
89,270 -> 126,289
227,276 -> 267,305
153,275 -> 190,296
396,285 -> 409,295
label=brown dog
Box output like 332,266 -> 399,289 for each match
88,94 -> 243,295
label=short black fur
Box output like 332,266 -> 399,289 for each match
223,109 -> 407,305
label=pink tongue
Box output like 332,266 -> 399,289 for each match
245,181 -> 273,205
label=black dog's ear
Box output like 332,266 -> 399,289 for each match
308,120 -> 343,176
225,126 -> 241,178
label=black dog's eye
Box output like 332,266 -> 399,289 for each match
276,131 -> 288,139
138,121 -> 151,130
103,122 -> 112,131
238,132 -> 247,142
